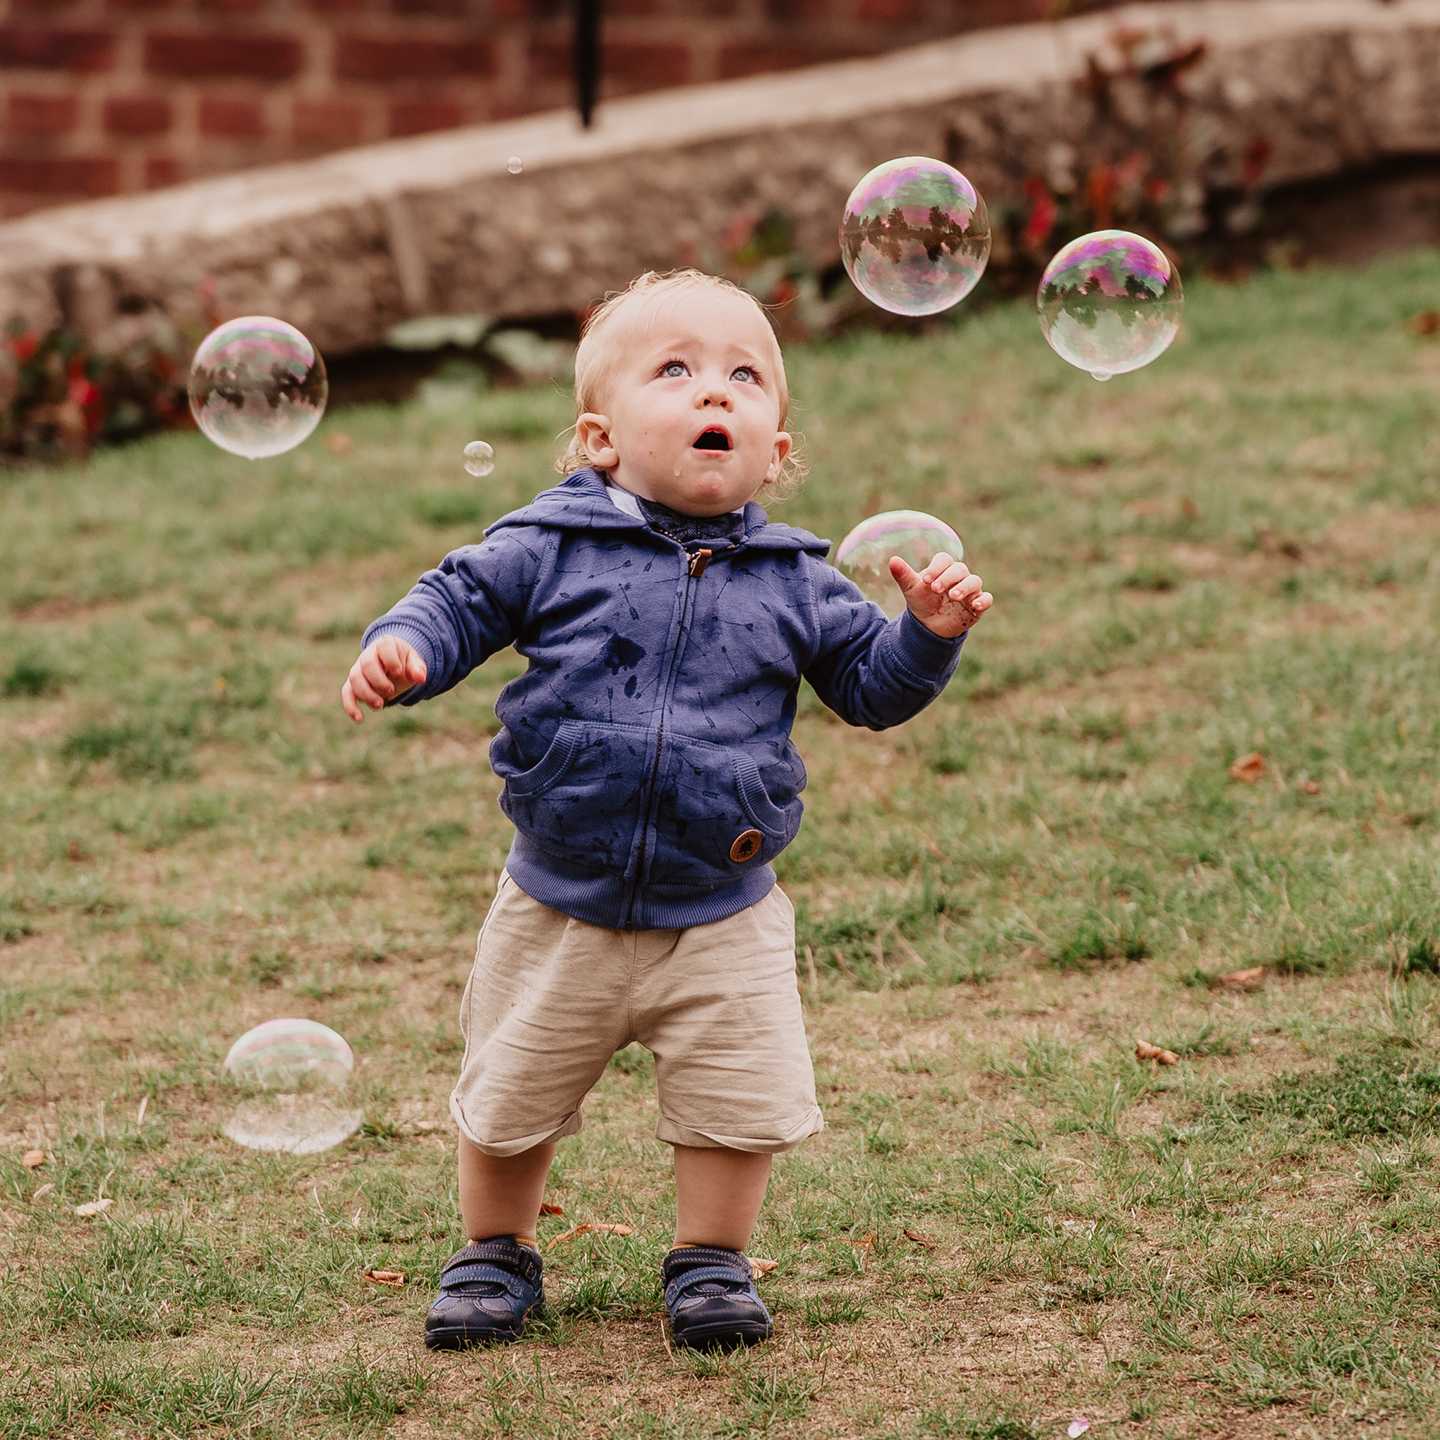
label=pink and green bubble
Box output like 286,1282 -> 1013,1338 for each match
1037,230 -> 1183,381
840,157 -> 991,318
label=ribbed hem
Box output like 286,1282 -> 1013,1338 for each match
894,610 -> 966,676
504,833 -> 776,931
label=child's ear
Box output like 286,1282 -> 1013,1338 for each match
764,430 -> 793,484
576,412 -> 618,470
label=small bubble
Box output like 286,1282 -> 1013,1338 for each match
464,439 -> 495,477
506,156 -> 523,175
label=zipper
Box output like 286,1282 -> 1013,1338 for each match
621,546 -> 713,928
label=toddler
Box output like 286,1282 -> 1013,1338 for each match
340,269 -> 993,1353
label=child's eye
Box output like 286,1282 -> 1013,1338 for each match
659,359 -> 689,378
732,365 -> 760,384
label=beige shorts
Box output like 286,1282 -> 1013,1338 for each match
449,872 -> 823,1157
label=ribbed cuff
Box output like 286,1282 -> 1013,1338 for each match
893,610 -> 965,677
358,621 -> 439,704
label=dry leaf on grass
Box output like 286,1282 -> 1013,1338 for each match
1407,309 -> 1440,336
539,1201 -> 565,1216
1228,751 -> 1266,783
1216,965 -> 1266,991
749,1257 -> 779,1278
31,1184 -> 54,1202
845,1233 -> 876,1250
363,1269 -> 405,1287
546,1222 -> 633,1249
74,1199 -> 113,1217
1298,779 -> 1322,795
902,1228 -> 938,1249
21,1150 -> 45,1170
1135,1040 -> 1180,1066
325,432 -> 354,456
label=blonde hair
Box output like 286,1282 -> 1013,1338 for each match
556,268 -> 807,499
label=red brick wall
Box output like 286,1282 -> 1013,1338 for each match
0,0 -> 1080,220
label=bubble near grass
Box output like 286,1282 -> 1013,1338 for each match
836,510 -> 964,619
463,440 -> 495,477
840,156 -> 991,317
222,1018 -> 362,1155
1037,230 -> 1183,381
189,316 -> 328,459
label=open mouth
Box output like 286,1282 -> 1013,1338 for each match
692,427 -> 732,452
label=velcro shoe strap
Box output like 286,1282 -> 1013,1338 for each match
441,1240 -> 542,1289
664,1246 -> 751,1275
665,1263 -> 758,1308
438,1262 -> 535,1298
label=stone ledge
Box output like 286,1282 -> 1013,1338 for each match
2,0 -> 1438,354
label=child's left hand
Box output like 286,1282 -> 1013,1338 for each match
889,551 -> 994,639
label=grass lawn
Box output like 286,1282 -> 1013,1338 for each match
2,248 -> 1438,1440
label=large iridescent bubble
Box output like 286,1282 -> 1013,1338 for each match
222,1018 -> 362,1155
836,510 -> 964,619
840,156 -> 991,317
1037,231 -> 1183,381
189,316 -> 328,459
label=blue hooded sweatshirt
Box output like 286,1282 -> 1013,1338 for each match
362,467 -> 965,930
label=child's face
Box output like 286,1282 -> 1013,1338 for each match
576,288 -> 792,517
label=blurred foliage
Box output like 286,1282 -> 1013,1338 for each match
1,312 -> 191,466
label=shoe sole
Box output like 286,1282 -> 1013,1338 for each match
425,1302 -> 544,1351
425,1322 -> 526,1350
671,1320 -> 773,1351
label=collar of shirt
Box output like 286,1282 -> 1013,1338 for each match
604,480 -> 746,551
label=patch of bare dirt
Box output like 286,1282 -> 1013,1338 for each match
11,592 -> 136,624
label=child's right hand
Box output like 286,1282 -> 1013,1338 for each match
340,637 -> 427,723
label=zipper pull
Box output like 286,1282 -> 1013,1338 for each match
687,547 -> 712,579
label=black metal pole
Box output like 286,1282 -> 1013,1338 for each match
576,0 -> 600,130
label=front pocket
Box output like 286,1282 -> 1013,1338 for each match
649,735 -> 802,888
496,721 -> 647,875
501,723 -> 579,798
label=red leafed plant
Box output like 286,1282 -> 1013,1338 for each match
2,313 -> 192,465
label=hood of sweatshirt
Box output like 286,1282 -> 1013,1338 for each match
484,467 -> 832,558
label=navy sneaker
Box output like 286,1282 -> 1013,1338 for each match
662,1245 -> 773,1351
424,1236 -> 545,1350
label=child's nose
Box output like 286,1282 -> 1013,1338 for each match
696,380 -> 733,408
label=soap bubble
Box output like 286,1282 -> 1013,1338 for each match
222,1018 -> 362,1155
189,316 -> 327,459
840,156 -> 991,316
1037,230 -> 1183,381
836,510 -> 964,619
463,440 -> 495,477
506,156 -> 524,175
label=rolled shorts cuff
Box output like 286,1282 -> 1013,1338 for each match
655,1106 -> 824,1153
450,1094 -> 583,1157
